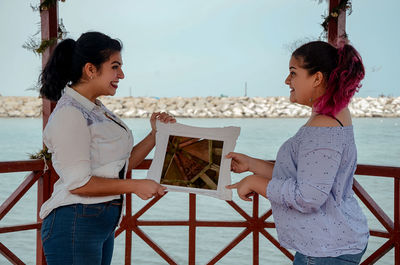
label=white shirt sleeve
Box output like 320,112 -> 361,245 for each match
44,106 -> 92,190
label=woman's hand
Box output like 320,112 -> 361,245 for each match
131,179 -> 167,200
226,174 -> 271,201
226,152 -> 251,173
128,112 -> 176,171
150,112 -> 176,133
226,176 -> 255,201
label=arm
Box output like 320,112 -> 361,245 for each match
128,130 -> 156,170
226,174 -> 271,201
48,108 -> 166,200
127,112 -> 176,171
248,157 -> 274,176
267,146 -> 341,213
225,152 -> 274,200
70,177 -> 165,199
227,152 -> 274,176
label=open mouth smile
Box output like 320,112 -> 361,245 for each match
110,81 -> 118,89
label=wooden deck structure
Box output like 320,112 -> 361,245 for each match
1,0 -> 399,264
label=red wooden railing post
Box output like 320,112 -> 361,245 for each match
395,178 -> 400,264
253,194 -> 259,265
328,0 -> 347,44
125,171 -> 133,265
36,170 -> 49,265
37,1 -> 59,264
189,193 -> 196,265
40,0 -> 58,130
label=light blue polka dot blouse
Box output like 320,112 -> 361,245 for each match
266,125 -> 369,257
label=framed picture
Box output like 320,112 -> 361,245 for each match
147,121 -> 241,200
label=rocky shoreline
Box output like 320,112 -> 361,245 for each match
0,96 -> 399,118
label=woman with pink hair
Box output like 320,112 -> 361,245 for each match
227,41 -> 369,265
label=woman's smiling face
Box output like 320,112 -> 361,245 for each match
93,52 -> 125,97
284,56 -> 316,107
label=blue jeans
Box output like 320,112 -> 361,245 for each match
41,200 -> 122,265
293,246 -> 367,265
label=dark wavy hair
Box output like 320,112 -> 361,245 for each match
40,31 -> 122,101
292,40 -> 365,117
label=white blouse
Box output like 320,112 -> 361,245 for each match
39,87 -> 133,219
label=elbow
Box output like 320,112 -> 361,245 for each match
68,176 -> 94,196
69,187 -> 86,196
295,204 -> 320,214
292,195 -> 327,213
69,182 -> 91,196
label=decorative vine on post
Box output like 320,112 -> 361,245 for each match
23,0 -> 67,55
319,0 -> 352,40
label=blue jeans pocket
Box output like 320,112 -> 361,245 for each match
81,203 -> 106,217
41,210 -> 56,244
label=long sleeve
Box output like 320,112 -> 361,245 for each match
267,144 -> 342,213
44,106 -> 92,190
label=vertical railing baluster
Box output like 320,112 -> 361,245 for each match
37,170 -> 50,265
395,178 -> 400,264
125,170 -> 133,265
253,194 -> 259,265
189,193 -> 196,265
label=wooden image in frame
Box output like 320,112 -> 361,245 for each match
147,121 -> 240,200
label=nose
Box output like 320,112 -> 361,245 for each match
118,68 -> 125,80
284,74 -> 290,85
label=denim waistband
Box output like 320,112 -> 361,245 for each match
107,199 -> 123,206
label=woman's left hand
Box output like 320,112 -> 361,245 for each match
226,176 -> 255,201
150,112 -> 176,132
226,174 -> 270,201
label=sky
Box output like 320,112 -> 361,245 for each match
0,0 -> 399,98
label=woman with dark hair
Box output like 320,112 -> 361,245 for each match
39,31 -> 175,264
226,40 -> 369,265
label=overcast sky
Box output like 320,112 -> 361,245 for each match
0,0 -> 399,98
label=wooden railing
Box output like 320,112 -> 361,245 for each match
0,159 -> 399,264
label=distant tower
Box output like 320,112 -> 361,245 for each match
129,86 -> 132,97
244,82 -> 247,97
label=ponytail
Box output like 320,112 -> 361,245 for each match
292,41 -> 365,117
314,43 -> 365,116
40,39 -> 76,101
39,32 -> 123,101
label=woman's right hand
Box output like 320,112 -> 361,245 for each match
131,179 -> 167,200
226,152 -> 251,173
150,112 -> 176,133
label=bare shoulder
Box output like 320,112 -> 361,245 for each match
307,108 -> 352,127
307,114 -> 342,127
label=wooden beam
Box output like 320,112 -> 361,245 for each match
40,0 -> 58,129
0,160 -> 44,173
38,2 -> 58,264
328,0 -> 347,44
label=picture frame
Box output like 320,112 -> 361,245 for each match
147,121 -> 241,200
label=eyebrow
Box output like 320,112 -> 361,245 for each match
111,61 -> 122,65
289,66 -> 296,70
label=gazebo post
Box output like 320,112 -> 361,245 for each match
37,1 -> 58,264
40,2 -> 58,130
328,0 -> 347,45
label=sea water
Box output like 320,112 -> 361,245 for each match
0,118 -> 399,264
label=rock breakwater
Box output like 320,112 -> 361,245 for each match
1,96 -> 399,118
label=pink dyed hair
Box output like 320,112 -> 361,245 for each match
314,44 -> 365,116
293,40 -> 365,117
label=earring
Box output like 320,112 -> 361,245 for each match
90,76 -> 93,80
309,98 -> 313,103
